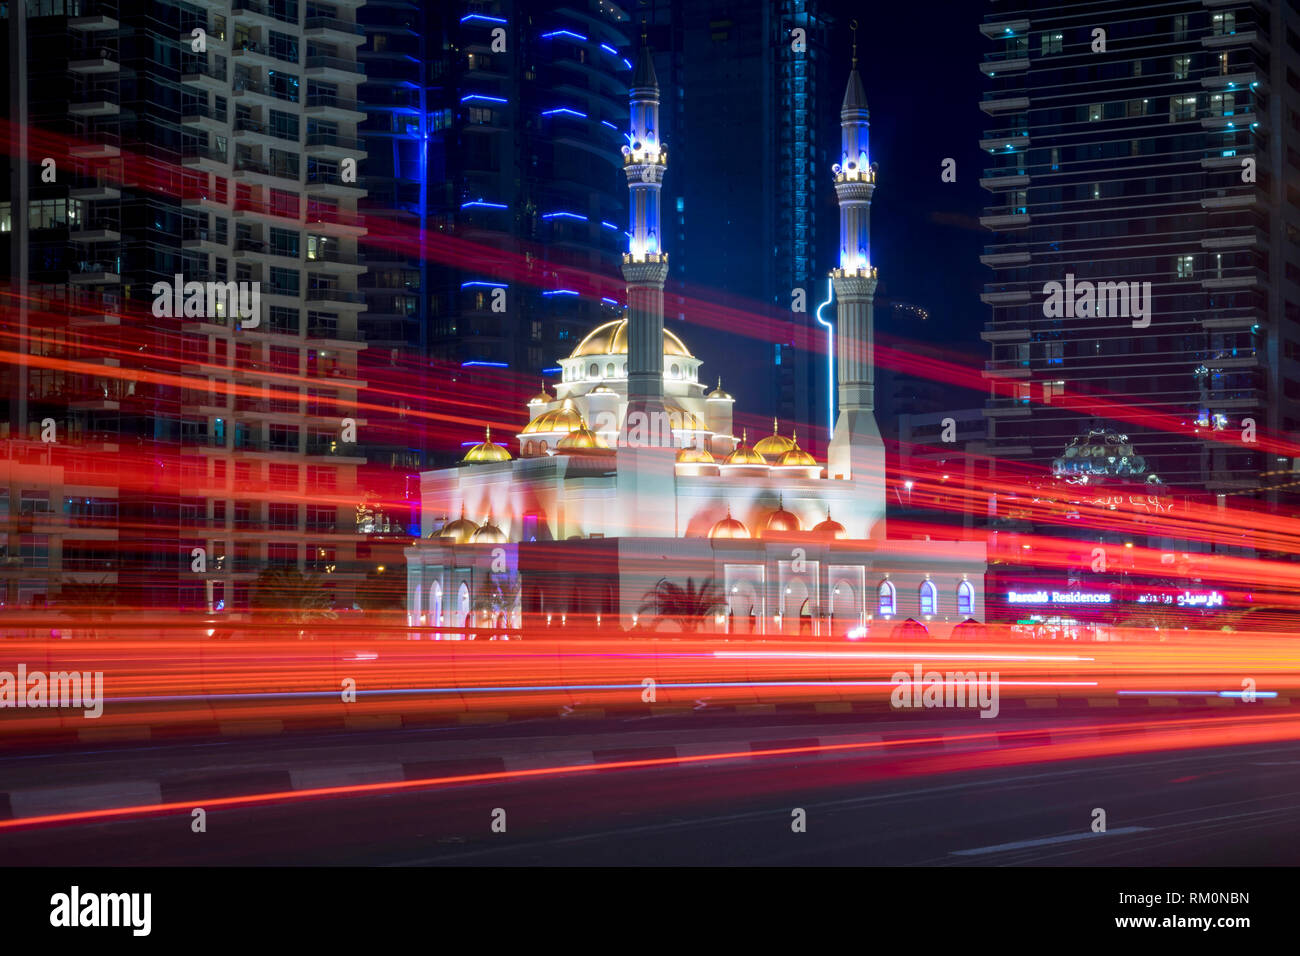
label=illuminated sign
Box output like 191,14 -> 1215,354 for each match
1137,590 -> 1226,608
1006,590 -> 1112,605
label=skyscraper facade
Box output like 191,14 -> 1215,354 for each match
978,1 -> 1300,517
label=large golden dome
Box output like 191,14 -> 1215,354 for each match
709,509 -> 750,539
556,417 -> 609,451
676,443 -> 715,464
763,497 -> 801,533
462,426 -> 512,463
472,517 -> 507,543
722,430 -> 767,467
775,432 -> 817,468
521,399 -> 584,435
438,507 -> 479,543
569,319 -> 692,359
754,419 -> 796,461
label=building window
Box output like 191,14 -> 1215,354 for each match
1170,95 -> 1197,122
919,580 -> 937,616
1212,12 -> 1234,36
1088,103 -> 1102,121
958,581 -> 975,616
877,580 -> 896,617
1040,32 -> 1062,55
1173,55 -> 1190,80
1176,254 -> 1195,278
1219,52 -> 1230,76
1209,92 -> 1235,117
1050,147 -> 1060,171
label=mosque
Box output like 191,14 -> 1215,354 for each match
404,42 -> 986,638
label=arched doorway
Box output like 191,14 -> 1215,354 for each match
783,578 -> 810,636
727,582 -> 759,635
830,580 -> 859,638
456,581 -> 470,635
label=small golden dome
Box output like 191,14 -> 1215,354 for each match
462,426 -> 513,463
723,429 -> 767,467
663,401 -> 703,432
472,515 -> 507,543
754,419 -> 796,460
570,319 -> 691,359
813,509 -> 848,540
528,383 -> 552,405
676,443 -> 716,464
706,377 -> 734,402
709,508 -> 750,539
763,496 -> 801,533
590,385 -> 616,394
556,417 -> 609,451
775,431 -> 817,467
438,506 -> 479,543
521,398 -> 584,435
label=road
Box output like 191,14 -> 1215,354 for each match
1,706 -> 1297,865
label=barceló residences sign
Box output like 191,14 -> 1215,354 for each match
1005,590 -> 1112,605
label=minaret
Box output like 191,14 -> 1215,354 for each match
620,30 -> 670,445
825,32 -> 885,506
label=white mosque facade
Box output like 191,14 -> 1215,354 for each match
404,45 -> 986,638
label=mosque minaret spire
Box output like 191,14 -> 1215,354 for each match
826,21 -> 885,496
620,26 -> 670,444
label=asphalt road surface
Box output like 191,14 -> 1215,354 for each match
1,708 -> 1296,865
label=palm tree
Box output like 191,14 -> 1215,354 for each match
250,567 -> 337,631
470,573 -> 521,633
638,577 -> 724,633
57,578 -> 117,638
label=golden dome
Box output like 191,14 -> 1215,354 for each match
775,432 -> 817,467
676,443 -> 716,464
462,426 -> 513,463
754,419 -> 796,460
590,385 -> 616,394
472,516 -> 507,543
521,399 -> 584,435
556,417 -> 609,451
528,384 -> 552,405
709,508 -> 750,539
813,509 -> 848,540
570,319 -> 691,359
723,429 -> 767,467
763,496 -> 801,533
438,506 -> 479,544
706,377 -> 734,402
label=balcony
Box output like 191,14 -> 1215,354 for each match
69,219 -> 122,243
69,261 -> 121,285
183,143 -> 228,167
305,169 -> 363,197
233,155 -> 271,176
306,206 -> 366,234
69,96 -> 120,117
182,62 -> 227,87
181,102 -> 215,125
304,55 -> 366,83
69,51 -> 119,74
304,93 -> 365,119
305,288 -> 366,305
307,323 -> 363,342
304,131 -> 366,159
305,17 -> 366,41
68,132 -> 120,159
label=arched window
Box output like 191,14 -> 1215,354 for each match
670,363 -> 680,378
958,580 -> 975,616
606,362 -> 614,377
588,362 -> 599,378
621,362 -> 628,375
919,580 -> 937,616
878,580 -> 896,617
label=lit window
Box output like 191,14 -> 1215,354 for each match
1212,12 -> 1234,36
1172,55 -> 1190,80
958,581 -> 975,616
1088,103 -> 1103,121
1176,254 -> 1195,278
878,580 -> 896,617
1040,32 -> 1062,55
919,581 -> 937,616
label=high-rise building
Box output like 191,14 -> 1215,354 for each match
354,1 -> 635,477
1,0 -> 372,614
978,1 -> 1300,517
